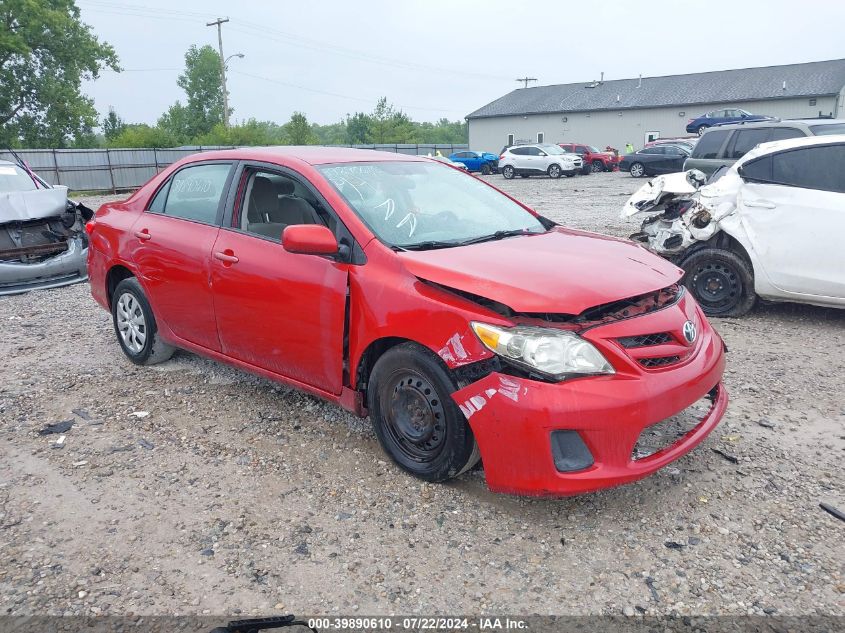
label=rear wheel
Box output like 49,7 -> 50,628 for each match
480,163 -> 491,175
111,277 -> 175,365
368,343 -> 480,482
502,165 -> 515,179
591,160 -> 605,173
697,125 -> 709,136
680,248 -> 756,317
547,164 -> 562,178
630,162 -> 645,177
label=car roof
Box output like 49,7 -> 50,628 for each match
735,133 -> 845,166
182,146 -> 429,166
708,118 -> 844,132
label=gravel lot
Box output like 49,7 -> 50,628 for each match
1,172 -> 843,618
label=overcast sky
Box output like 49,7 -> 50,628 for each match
79,0 -> 845,127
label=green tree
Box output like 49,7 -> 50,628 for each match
284,111 -> 316,145
107,123 -> 176,148
0,0 -> 119,147
368,97 -> 416,144
159,45 -> 223,142
102,107 -> 124,141
345,112 -> 371,144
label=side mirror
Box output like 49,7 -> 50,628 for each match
538,152 -> 547,157
282,224 -> 339,256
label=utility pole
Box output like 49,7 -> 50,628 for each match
515,77 -> 538,89
207,17 -> 230,126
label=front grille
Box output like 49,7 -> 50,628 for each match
639,355 -> 681,368
632,388 -> 718,460
617,332 -> 673,348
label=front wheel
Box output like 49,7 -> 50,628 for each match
680,248 -> 756,317
480,163 -> 491,175
547,164 -> 562,178
591,160 -> 605,173
630,162 -> 645,177
368,343 -> 480,482
111,277 -> 175,365
502,165 -> 515,179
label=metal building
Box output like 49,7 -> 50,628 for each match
467,59 -> 845,153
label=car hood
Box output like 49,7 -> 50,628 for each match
397,228 -> 683,314
481,152 -> 499,160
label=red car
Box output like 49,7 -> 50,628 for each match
87,147 -> 727,497
558,143 -> 619,173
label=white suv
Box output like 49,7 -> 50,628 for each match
499,144 -> 582,179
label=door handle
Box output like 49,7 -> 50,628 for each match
745,200 -> 776,209
134,230 -> 152,241
214,251 -> 239,264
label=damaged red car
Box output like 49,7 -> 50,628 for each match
88,147 -> 727,496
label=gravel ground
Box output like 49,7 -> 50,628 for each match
1,173 -> 843,618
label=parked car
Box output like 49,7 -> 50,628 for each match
424,154 -> 468,170
624,135 -> 845,317
685,108 -> 774,136
0,158 -> 92,295
87,147 -> 727,496
448,150 -> 499,174
498,144 -> 582,179
644,137 -> 697,151
683,118 -> 845,176
619,144 -> 692,177
558,143 -> 619,173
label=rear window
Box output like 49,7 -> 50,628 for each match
770,127 -> 805,141
810,123 -> 845,136
691,130 -> 730,159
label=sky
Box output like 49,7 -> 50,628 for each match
78,0 -> 845,127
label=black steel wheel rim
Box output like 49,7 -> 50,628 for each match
692,261 -> 741,313
382,370 -> 446,463
591,161 -> 603,172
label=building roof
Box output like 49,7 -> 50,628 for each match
467,59 -> 845,119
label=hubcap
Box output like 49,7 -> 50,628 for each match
698,126 -> 707,136
692,262 -> 740,313
116,292 -> 147,354
550,165 -> 560,177
504,166 -> 513,178
631,164 -> 644,177
383,371 -> 446,463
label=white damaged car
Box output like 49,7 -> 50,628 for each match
622,135 -> 845,316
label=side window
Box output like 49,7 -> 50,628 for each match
574,145 -> 587,154
527,147 -> 543,156
770,127 -> 805,141
152,163 -> 232,224
729,128 -> 771,159
771,145 -> 845,194
239,169 -> 327,241
691,129 -> 730,159
639,147 -> 659,155
510,147 -> 527,156
739,155 -> 772,182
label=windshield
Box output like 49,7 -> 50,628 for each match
540,145 -> 566,155
587,146 -> 601,153
810,123 -> 845,136
318,161 -> 546,249
0,163 -> 39,192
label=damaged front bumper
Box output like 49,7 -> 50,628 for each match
0,235 -> 89,295
622,169 -> 739,257
451,291 -> 727,496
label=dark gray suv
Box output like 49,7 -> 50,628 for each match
684,118 -> 845,175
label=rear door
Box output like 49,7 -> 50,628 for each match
129,161 -> 234,351
737,143 -> 845,299
210,164 -> 349,392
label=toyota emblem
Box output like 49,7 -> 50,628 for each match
682,320 -> 697,344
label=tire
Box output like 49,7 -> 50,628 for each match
480,163 -> 491,175
630,162 -> 645,178
580,164 -> 591,175
111,277 -> 175,365
547,163 -> 562,179
697,125 -> 709,136
367,342 -> 480,482
679,248 -> 756,317
591,160 -> 605,173
502,165 -> 515,179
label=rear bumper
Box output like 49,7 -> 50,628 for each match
451,296 -> 727,496
0,236 -> 88,295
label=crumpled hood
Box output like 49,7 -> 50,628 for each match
398,228 -> 683,314
0,186 -> 69,223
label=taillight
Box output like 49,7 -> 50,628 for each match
687,119 -> 694,124
85,221 -> 96,235
499,154 -> 505,160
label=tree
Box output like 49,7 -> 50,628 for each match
0,0 -> 119,147
284,111 -> 315,145
107,123 -> 176,148
102,107 -> 124,141
345,112 -> 371,144
368,97 -> 416,144
166,44 -> 223,140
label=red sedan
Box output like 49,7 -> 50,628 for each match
87,147 -> 727,496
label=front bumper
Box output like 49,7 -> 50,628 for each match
451,292 -> 727,496
0,236 -> 89,295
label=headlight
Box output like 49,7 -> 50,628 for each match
470,322 -> 614,381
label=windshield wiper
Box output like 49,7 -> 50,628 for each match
455,228 -> 542,246
393,240 -> 463,251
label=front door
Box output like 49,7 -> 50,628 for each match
210,166 -> 349,392
129,162 -> 234,351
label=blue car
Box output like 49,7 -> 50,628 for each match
448,150 -> 499,174
685,108 -> 773,136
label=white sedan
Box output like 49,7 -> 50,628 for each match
622,134 -> 845,316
